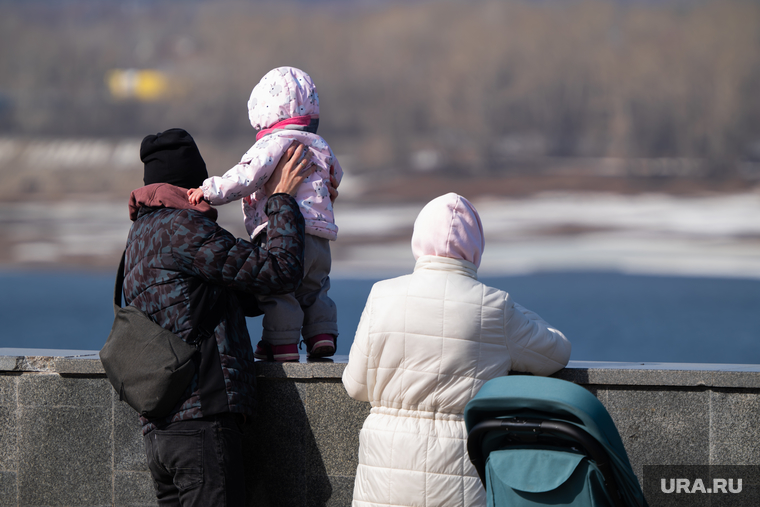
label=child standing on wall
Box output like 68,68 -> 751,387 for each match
188,66 -> 342,362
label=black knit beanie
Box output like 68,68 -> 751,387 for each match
140,128 -> 208,189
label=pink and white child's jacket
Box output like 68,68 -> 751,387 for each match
201,67 -> 343,240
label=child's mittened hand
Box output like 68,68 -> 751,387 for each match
187,188 -> 205,204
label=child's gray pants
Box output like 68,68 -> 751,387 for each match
258,234 -> 338,345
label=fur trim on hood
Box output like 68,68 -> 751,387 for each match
247,67 -> 320,131
411,192 -> 484,268
129,183 -> 218,222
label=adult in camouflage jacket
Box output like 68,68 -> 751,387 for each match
124,128 -> 314,506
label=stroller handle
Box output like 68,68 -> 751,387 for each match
467,418 -> 624,507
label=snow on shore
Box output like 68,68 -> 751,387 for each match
1,192 -> 759,279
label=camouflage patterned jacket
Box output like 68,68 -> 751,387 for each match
122,183 -> 305,434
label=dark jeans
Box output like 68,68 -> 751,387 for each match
143,413 -> 246,507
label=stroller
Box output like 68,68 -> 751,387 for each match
465,376 -> 648,507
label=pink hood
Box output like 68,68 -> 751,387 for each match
247,67 -> 320,130
411,193 -> 485,268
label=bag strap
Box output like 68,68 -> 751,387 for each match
113,249 -> 127,315
113,248 -> 226,346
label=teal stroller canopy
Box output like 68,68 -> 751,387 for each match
465,376 -> 648,507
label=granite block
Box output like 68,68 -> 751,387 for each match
303,360 -> 347,379
304,471 -> 334,507
311,475 -> 355,507
602,387 -> 710,482
114,471 -> 158,507
0,376 -> 15,406
114,392 -> 147,472
560,367 -> 713,388
255,358 -> 347,379
18,406 -> 112,506
0,357 -> 17,373
4,357 -> 760,506
580,384 -> 604,401
246,379 -> 309,507
304,381 -> 370,477
0,472 -> 16,507
256,359 -> 311,379
709,390 -> 760,465
556,361 -> 760,388
0,353 -> 102,374
0,407 -> 16,471
52,356 -> 104,375
17,374 -> 110,408
710,371 -> 760,389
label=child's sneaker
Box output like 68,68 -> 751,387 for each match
305,334 -> 336,358
254,341 -> 299,362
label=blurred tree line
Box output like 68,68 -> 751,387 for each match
1,0 -> 759,176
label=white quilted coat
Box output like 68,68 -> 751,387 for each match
342,193 -> 572,507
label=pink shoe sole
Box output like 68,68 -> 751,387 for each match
254,341 -> 299,362
307,336 -> 336,358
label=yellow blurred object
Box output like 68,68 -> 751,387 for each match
106,69 -> 170,101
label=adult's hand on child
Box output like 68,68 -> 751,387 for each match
187,188 -> 205,205
266,142 -> 315,197
327,165 -> 339,203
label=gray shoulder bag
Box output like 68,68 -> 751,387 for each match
100,250 -> 223,419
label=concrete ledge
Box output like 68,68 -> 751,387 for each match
557,360 -> 760,389
0,349 -> 103,375
2,351 -> 760,506
4,349 -> 760,387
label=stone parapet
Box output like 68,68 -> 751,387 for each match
1,351 -> 759,506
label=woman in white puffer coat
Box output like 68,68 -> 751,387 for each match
342,192 -> 572,507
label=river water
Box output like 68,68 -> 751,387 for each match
1,191 -> 759,363
1,270 -> 758,364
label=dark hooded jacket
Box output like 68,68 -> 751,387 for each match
122,183 -> 305,434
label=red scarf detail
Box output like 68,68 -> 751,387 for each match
128,183 -> 218,222
256,115 -> 319,141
